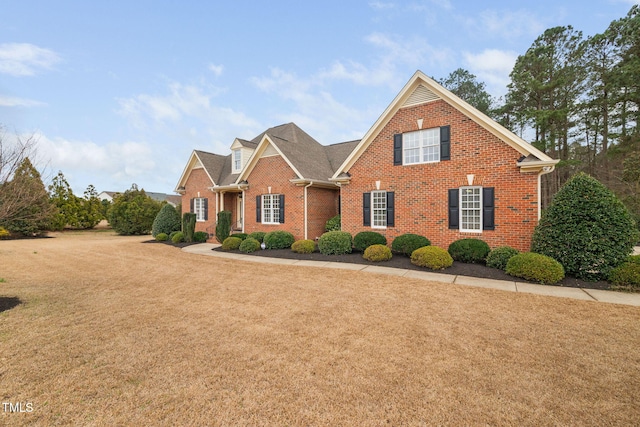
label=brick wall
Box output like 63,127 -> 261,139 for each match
181,168 -> 215,235
341,100 -> 539,252
307,187 -> 339,240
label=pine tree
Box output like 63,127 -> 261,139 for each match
49,171 -> 81,230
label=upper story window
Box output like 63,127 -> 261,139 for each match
233,149 -> 242,173
394,125 -> 450,166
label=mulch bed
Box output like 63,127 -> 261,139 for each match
212,247 -> 611,291
0,297 -> 21,313
143,239 -> 203,248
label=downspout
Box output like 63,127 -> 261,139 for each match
537,166 -> 555,220
304,182 -> 313,240
241,189 -> 245,233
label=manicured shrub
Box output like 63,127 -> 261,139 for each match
391,233 -> 431,257
363,244 -> 392,262
609,262 -> 640,290
486,246 -> 520,271
625,255 -> 640,265
155,233 -> 168,242
0,227 -> 10,239
318,231 -> 352,255
171,231 -> 184,243
411,246 -> 453,270
152,204 -> 181,237
263,231 -> 295,249
353,231 -> 387,252
291,239 -> 316,254
193,231 -> 208,243
182,212 -> 196,242
325,214 -> 341,232
221,236 -> 242,250
248,231 -> 266,243
215,210 -> 232,244
531,173 -> 639,281
231,233 -> 248,240
506,252 -> 565,285
239,237 -> 261,253
448,238 -> 490,264
169,231 -> 179,241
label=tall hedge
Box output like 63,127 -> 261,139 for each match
183,212 -> 196,242
152,204 -> 181,237
531,173 -> 638,281
215,210 -> 231,244
107,186 -> 162,235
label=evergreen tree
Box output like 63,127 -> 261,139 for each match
439,68 -> 493,116
78,184 -> 102,229
49,171 -> 81,230
107,185 -> 162,235
151,204 -> 181,237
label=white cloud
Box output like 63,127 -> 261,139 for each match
0,95 -> 46,107
0,43 -> 60,76
208,63 -> 224,76
369,1 -> 396,10
456,9 -> 545,42
463,49 -> 519,97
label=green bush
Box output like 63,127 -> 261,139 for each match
486,246 -> 520,271
169,231 -> 180,241
325,214 -> 341,232
411,246 -> 453,270
391,234 -> 431,257
248,231 -> 266,243
506,252 -> 565,285
239,237 -> 261,253
291,239 -> 316,254
531,173 -> 639,281
107,186 -> 162,235
318,231 -> 352,255
183,212 -> 196,242
353,231 -> 387,252
625,255 -> 640,265
448,238 -> 490,264
231,233 -> 248,240
609,262 -> 640,290
171,231 -> 184,243
363,244 -> 392,262
263,231 -> 295,249
152,204 -> 181,237
155,233 -> 168,241
215,211 -> 232,244
221,236 -> 242,250
193,231 -> 208,243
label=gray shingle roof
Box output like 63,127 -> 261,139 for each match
194,150 -> 227,185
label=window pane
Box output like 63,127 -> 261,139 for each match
372,191 -> 387,227
460,187 -> 481,231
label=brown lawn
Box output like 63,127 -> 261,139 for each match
1,231 -> 639,426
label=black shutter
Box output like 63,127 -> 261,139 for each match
440,125 -> 451,161
393,134 -> 403,165
448,189 -> 459,229
386,192 -> 395,227
278,194 -> 285,224
190,198 -> 194,213
363,193 -> 371,226
482,187 -> 495,230
256,195 -> 261,223
203,198 -> 208,221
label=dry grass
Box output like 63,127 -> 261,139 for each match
1,231 -> 639,426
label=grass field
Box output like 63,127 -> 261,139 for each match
1,231 -> 639,425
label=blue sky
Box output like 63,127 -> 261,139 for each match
1,0 -> 638,195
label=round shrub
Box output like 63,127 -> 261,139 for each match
391,233 -> 431,257
506,252 -> 565,285
239,237 -> 261,253
171,231 -> 184,244
291,239 -> 316,254
221,236 -> 242,250
263,231 -> 295,249
325,214 -> 341,232
486,246 -> 520,271
531,173 -> 639,281
193,231 -> 208,243
411,246 -> 453,270
318,231 -> 352,255
248,231 -> 266,243
363,244 -> 392,262
448,238 -> 490,264
155,232 -> 168,241
608,262 -> 640,290
231,233 -> 248,240
625,255 -> 640,265
353,231 -> 387,252
0,227 -> 9,239
169,231 -> 180,241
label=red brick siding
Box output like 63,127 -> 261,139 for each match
341,100 -> 539,252
181,168 -> 215,235
307,187 -> 339,240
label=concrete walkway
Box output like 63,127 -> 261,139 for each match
182,243 -> 640,307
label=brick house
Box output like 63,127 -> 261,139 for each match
331,71 -> 558,252
175,123 -> 357,240
176,70 -> 557,251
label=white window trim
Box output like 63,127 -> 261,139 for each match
232,149 -> 242,173
459,186 -> 482,233
261,194 -> 280,225
194,197 -> 206,222
371,190 -> 387,229
403,128 -> 440,165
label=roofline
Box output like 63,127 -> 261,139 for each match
174,150 -> 217,192
237,134 -> 304,182
332,70 -> 557,179
289,178 -> 339,189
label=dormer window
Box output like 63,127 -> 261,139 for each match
233,149 -> 241,173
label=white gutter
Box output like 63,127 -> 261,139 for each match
303,182 -> 313,240
241,189 -> 245,233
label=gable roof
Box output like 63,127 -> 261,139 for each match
332,70 -> 558,179
174,150 -> 226,191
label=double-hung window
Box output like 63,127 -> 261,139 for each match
232,149 -> 242,173
194,197 -> 206,222
460,187 -> 482,232
403,128 -> 440,164
371,191 -> 387,228
363,191 -> 394,228
262,194 -> 280,224
448,187 -> 494,232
